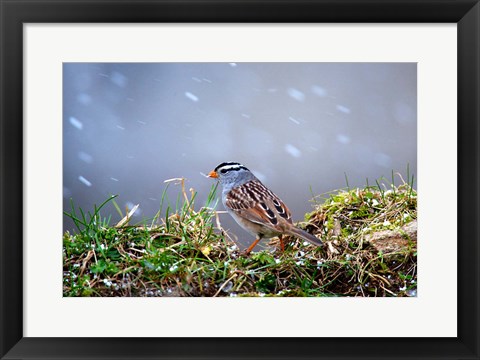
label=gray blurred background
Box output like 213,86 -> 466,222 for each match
63,63 -> 417,248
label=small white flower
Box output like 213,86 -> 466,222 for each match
275,259 -> 281,264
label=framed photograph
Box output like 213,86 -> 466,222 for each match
1,0 -> 479,359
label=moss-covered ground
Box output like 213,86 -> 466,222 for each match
63,176 -> 417,297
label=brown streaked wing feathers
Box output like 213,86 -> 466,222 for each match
225,180 -> 293,228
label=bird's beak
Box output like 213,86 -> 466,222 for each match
207,170 -> 218,178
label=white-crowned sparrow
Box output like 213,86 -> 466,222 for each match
207,161 -> 323,254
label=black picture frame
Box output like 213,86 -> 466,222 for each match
1,1 -> 479,359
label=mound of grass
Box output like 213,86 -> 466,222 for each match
63,177 -> 417,297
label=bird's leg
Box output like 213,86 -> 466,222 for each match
279,235 -> 285,252
244,238 -> 261,255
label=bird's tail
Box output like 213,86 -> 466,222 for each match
287,226 -> 323,247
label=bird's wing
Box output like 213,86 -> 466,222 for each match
225,180 -> 293,229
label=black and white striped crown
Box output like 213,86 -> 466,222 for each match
214,162 -> 249,174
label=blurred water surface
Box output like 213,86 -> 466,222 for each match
63,63 -> 416,248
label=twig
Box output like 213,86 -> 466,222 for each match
213,273 -> 237,297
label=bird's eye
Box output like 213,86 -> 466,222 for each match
220,169 -> 227,174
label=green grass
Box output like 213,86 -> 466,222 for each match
63,176 -> 417,297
